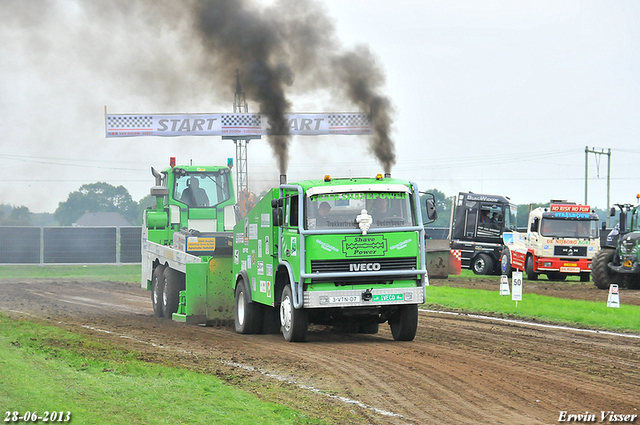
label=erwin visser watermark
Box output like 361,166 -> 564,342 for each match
558,411 -> 638,422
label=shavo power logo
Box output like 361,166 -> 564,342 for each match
343,235 -> 387,257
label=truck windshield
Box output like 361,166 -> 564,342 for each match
631,209 -> 640,232
174,172 -> 231,208
306,192 -> 415,230
505,204 -> 518,231
540,218 -> 599,239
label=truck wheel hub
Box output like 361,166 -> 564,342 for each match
237,292 -> 245,326
280,296 -> 292,330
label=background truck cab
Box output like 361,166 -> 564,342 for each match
502,202 -> 600,281
450,192 -> 518,275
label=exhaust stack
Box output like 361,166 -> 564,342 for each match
280,174 -> 287,185
384,172 -> 391,178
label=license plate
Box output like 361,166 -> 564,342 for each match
329,296 -> 359,303
372,293 -> 404,302
560,266 -> 580,273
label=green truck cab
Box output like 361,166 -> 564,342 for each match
142,160 -> 237,324
232,174 -> 437,342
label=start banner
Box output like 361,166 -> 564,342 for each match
105,113 -> 372,137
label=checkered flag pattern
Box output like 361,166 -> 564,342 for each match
328,114 -> 371,127
221,115 -> 261,127
450,249 -> 462,261
107,116 -> 153,129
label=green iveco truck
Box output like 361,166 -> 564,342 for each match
143,159 -> 437,342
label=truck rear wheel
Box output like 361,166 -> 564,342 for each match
162,267 -> 185,318
525,256 -> 538,280
280,285 -> 308,342
151,265 -> 166,318
592,248 -> 618,290
389,304 -> 418,341
235,279 -> 263,334
472,254 -> 493,275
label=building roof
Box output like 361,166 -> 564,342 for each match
73,212 -> 132,227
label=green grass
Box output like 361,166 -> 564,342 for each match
0,265 -> 140,282
0,314 -> 325,425
448,269 -> 589,282
424,286 -> 640,333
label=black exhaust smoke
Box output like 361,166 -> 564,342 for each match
73,0 -> 397,176
194,0 -> 397,175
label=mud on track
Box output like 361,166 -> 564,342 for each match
1,278 -> 639,425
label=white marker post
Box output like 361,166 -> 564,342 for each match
500,275 -> 510,296
512,271 -> 523,307
607,284 -> 620,308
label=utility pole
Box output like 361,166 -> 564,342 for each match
584,146 -> 612,227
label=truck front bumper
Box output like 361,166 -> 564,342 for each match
534,257 -> 592,273
609,257 -> 640,274
303,286 -> 425,308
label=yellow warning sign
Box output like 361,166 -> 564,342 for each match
187,237 -> 216,252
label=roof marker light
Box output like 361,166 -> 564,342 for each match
376,174 -> 383,180
169,157 -> 176,167
324,175 -> 331,182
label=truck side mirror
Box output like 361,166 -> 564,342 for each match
426,199 -> 438,221
610,207 -> 616,217
271,198 -> 283,226
423,194 -> 438,223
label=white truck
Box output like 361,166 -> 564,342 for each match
501,203 -> 600,281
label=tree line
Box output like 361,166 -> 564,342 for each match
1,183 -> 613,229
1,182 -> 154,227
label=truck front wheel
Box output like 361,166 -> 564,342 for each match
389,304 -> 418,341
280,285 -> 308,342
235,279 -> 263,334
500,250 -> 512,277
151,265 -> 166,318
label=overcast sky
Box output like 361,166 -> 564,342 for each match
1,0 -> 639,214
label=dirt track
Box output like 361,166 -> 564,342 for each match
1,277 -> 639,424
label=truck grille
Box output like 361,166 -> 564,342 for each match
309,257 -> 419,284
553,246 -> 587,257
310,257 -> 417,273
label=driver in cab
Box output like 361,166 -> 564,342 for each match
181,177 -> 210,207
371,197 -> 392,219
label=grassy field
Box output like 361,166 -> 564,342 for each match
0,315 -> 329,425
1,265 -> 637,424
2,265 -> 636,333
449,268 -> 590,282
0,264 -> 140,282
424,286 -> 640,333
